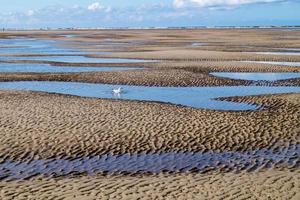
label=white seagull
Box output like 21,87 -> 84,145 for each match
112,87 -> 122,94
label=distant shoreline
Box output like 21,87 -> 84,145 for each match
2,26 -> 300,31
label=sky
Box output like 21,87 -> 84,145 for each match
0,0 -> 299,28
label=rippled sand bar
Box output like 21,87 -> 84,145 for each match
0,28 -> 299,200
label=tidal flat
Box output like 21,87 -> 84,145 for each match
0,28 -> 299,200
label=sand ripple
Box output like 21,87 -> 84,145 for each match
0,144 -> 299,181
0,170 -> 298,200
0,91 -> 299,160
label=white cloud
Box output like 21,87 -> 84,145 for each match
174,0 -> 284,8
88,2 -> 104,11
0,1 -> 295,28
26,10 -> 35,16
174,0 -> 186,8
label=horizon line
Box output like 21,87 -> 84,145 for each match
1,25 -> 300,31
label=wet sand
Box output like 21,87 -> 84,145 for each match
1,29 -> 300,87
0,61 -> 299,86
0,169 -> 299,200
0,90 -> 298,159
0,69 -> 251,87
0,29 -> 300,199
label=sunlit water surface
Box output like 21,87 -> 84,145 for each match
1,81 -> 300,110
211,72 -> 300,81
0,63 -> 141,73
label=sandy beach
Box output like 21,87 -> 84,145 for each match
0,29 -> 299,199
0,169 -> 299,200
0,90 -> 299,159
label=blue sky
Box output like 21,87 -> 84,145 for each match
0,0 -> 299,28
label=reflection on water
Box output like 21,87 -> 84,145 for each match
0,55 -> 154,64
211,72 -> 300,81
0,37 -> 113,57
1,81 -> 300,110
61,34 -> 78,38
0,145 -> 298,181
255,52 -> 300,56
241,61 -> 300,67
0,37 -> 154,63
0,38 -> 85,55
191,42 -> 207,46
0,63 -> 141,73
